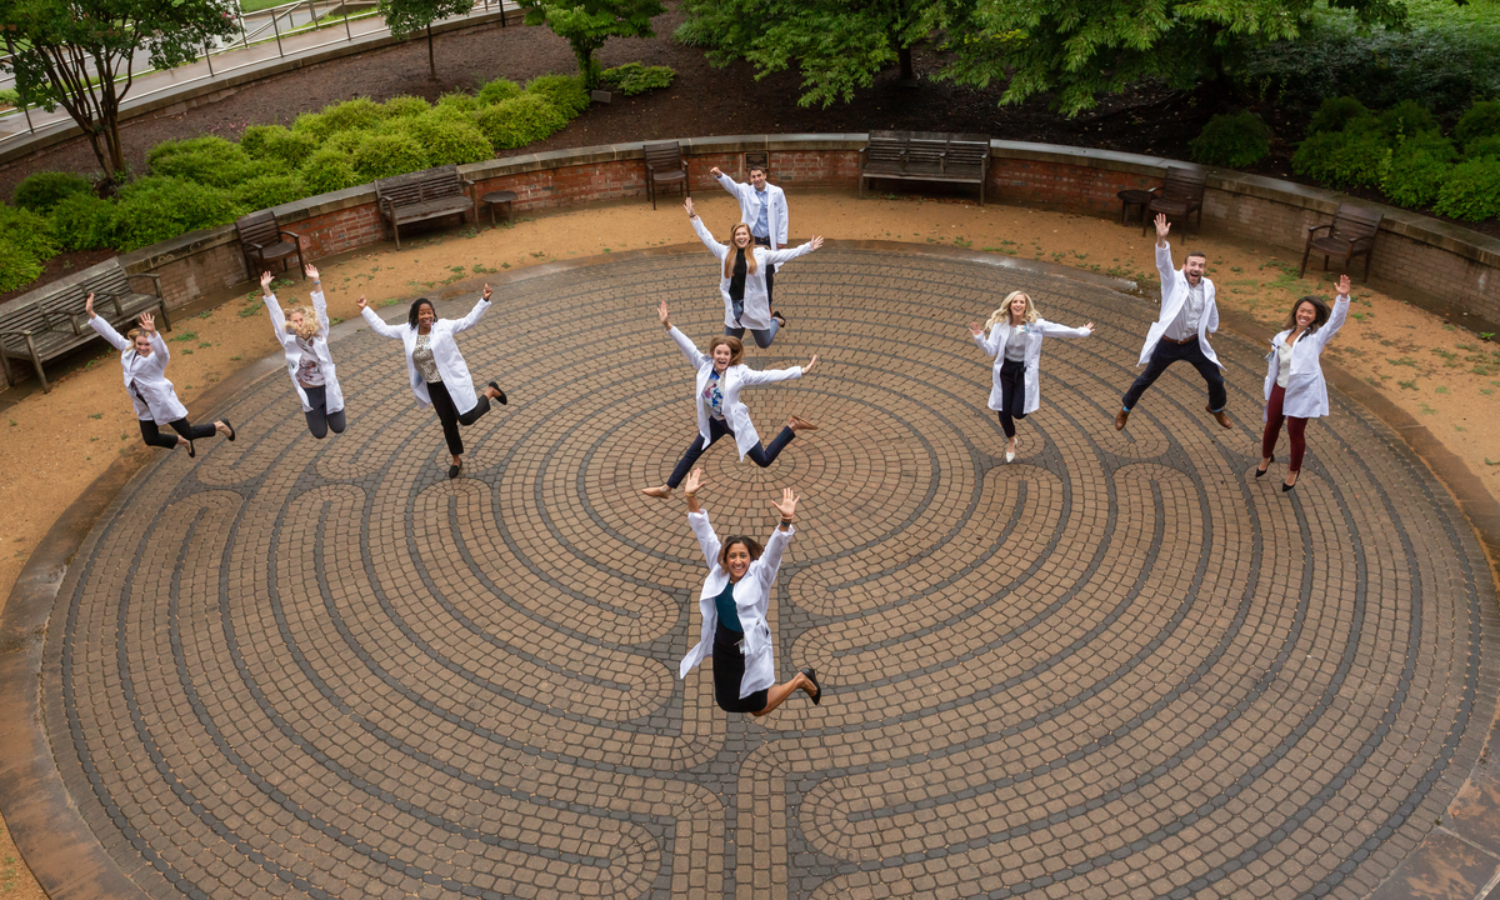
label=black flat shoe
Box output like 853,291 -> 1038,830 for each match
488,381 -> 507,406
448,461 -> 462,479
800,667 -> 821,705
1256,455 -> 1274,478
222,418 -> 236,442
772,310 -> 787,328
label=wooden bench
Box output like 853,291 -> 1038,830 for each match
0,258 -> 170,393
859,130 -> 992,205
374,165 -> 478,250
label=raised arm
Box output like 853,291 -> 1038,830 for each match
970,323 -> 1002,358
1039,320 -> 1094,339
684,470 -> 722,568
686,199 -> 729,261
1313,275 -> 1353,350
712,168 -> 743,195
661,301 -> 708,369
762,235 -> 822,267
356,296 -> 405,340
259,271 -> 288,335
450,285 -> 493,334
758,487 -> 799,584
139,312 -> 169,366
306,264 -> 330,330
85,296 -> 132,351
736,362 -> 803,388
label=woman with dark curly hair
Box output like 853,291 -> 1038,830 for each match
358,286 -> 507,479
1258,274 -> 1351,492
677,468 -> 821,716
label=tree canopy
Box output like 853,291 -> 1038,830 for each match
376,0 -> 475,78
515,0 -> 664,90
1,0 -> 239,184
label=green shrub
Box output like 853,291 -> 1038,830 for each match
437,92 -> 479,114
49,192 -> 116,251
474,94 -> 568,150
299,148 -> 362,196
400,113 -> 493,166
233,173 -> 307,211
1307,96 -> 1373,136
1433,158 -> 1500,222
477,77 -> 523,105
1378,100 -> 1439,139
1465,135 -> 1500,161
1382,147 -> 1453,209
1190,111 -> 1271,169
526,74 -> 589,119
13,171 -> 93,213
238,124 -> 280,158
1455,100 -> 1500,147
108,177 -> 242,251
251,127 -> 319,169
599,63 -> 675,96
351,131 -> 430,182
321,129 -> 367,156
0,239 -> 44,292
384,95 -> 432,118
1292,126 -> 1391,189
0,203 -> 60,263
146,136 -> 258,188
0,88 -> 20,108
301,97 -> 386,139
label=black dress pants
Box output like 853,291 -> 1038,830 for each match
427,379 -> 490,456
665,416 -> 796,488
1121,338 -> 1227,412
302,385 -> 347,440
139,417 -> 215,450
712,622 -> 769,714
997,358 -> 1027,438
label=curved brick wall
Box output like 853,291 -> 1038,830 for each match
106,135 -> 1500,332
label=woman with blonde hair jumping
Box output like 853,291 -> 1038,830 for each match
969,290 -> 1093,462
261,265 -> 346,439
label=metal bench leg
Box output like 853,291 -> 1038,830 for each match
25,336 -> 49,394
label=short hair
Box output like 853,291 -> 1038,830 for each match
407,297 -> 435,329
1185,251 -> 1208,262
719,536 -> 764,570
706,335 -> 745,367
748,164 -> 768,176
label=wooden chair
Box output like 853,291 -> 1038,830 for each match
1300,203 -> 1383,280
1142,167 -> 1207,239
236,210 -> 305,281
643,141 -> 688,210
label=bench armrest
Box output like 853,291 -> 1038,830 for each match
0,327 -> 39,338
127,272 -> 164,300
1305,223 -> 1333,235
278,229 -> 302,243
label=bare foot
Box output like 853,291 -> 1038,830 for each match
789,415 -> 818,433
640,485 -> 672,499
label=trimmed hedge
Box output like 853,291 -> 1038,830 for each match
526,74 -> 589,118
1383,147 -> 1453,209
1293,125 -> 1391,189
384,95 -> 432,118
477,78 -> 523,105
1378,100 -> 1439,139
351,131 -> 431,182
13,171 -> 93,213
0,239 -> 45,292
1434,158 -> 1500,222
147,136 -> 259,188
292,97 -> 386,141
299,148 -> 362,196
50,193 -> 117,251
437,92 -> 480,114
400,113 -> 493,166
249,127 -> 319,169
1456,101 -> 1500,147
475,94 -> 568,150
1307,96 -> 1373,136
0,204 -> 61,264
600,63 -> 674,96
234,174 -> 308,212
1191,111 -> 1271,169
109,177 -> 242,251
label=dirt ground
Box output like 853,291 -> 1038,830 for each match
2,193 -> 1499,899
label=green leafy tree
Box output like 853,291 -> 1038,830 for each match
515,0 -> 664,90
675,0 -> 939,108
377,0 -> 474,78
0,0 -> 239,186
939,0 -> 1410,116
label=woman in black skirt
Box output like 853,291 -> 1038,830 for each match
675,468 -> 821,715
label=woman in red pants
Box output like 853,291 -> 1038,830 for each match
1258,274 -> 1351,492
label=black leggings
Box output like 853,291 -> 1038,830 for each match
712,622 -> 769,714
302,385 -> 347,440
139,417 -> 215,450
997,358 -> 1027,439
428,379 -> 491,456
666,415 -> 795,488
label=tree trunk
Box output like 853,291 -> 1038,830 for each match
898,45 -> 916,85
426,24 -> 436,78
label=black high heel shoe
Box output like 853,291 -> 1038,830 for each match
222,418 -> 236,441
1256,455 -> 1274,478
1282,478 -> 1297,493
800,667 -> 821,705
488,381 -> 507,406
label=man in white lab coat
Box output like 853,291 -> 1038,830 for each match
1117,213 -> 1233,432
711,163 -> 790,323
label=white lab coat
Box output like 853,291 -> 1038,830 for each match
1137,242 -> 1222,369
715,172 -> 788,250
669,326 -> 802,460
691,216 -> 813,331
1262,294 -> 1350,420
678,509 -> 791,699
264,289 -> 344,414
973,318 -> 1092,415
89,316 -> 188,424
361,297 -> 490,415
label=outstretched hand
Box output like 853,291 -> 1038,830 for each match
1083,321 -> 1096,334
709,166 -> 723,178
260,270 -> 274,291
1154,212 -> 1171,241
85,292 -> 96,319
968,322 -> 984,337
355,296 -> 368,310
683,467 -> 704,498
1335,274 -> 1351,297
658,299 -> 671,329
808,235 -> 824,251
770,487 -> 798,521
482,284 -> 493,302
304,263 -> 319,281
683,197 -> 696,218
803,354 -> 818,375
138,311 -> 156,334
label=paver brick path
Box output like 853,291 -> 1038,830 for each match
34,246 -> 1497,900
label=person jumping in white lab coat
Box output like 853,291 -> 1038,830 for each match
710,163 -> 789,309
358,287 -> 507,479
86,296 -> 235,457
261,265 -> 346,439
1258,274 -> 1352,492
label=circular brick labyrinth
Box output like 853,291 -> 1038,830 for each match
34,246 -> 1496,900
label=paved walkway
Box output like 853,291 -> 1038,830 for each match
0,0 -> 517,162
4,246 -> 1497,900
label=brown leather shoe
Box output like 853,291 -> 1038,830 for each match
1208,405 -> 1233,429
1114,408 -> 1129,431
789,415 -> 819,433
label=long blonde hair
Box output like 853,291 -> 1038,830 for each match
722,223 -> 759,278
285,307 -> 321,341
983,291 -> 1039,334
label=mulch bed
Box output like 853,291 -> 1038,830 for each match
0,1 -> 1493,306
